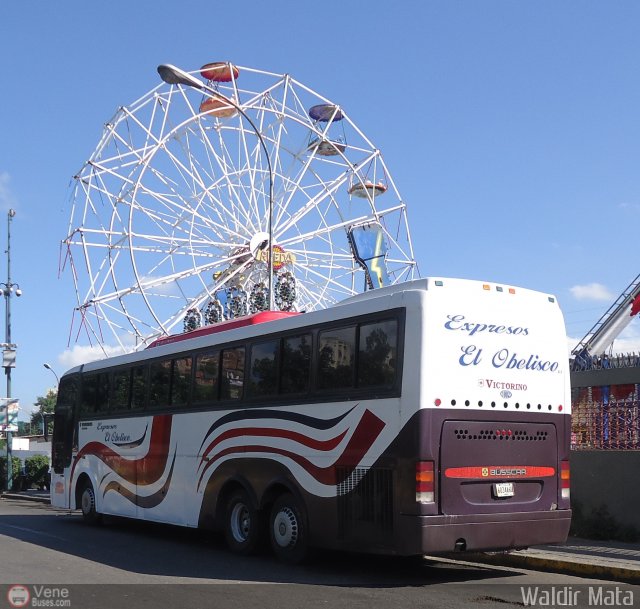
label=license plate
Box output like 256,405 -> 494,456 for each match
494,482 -> 515,498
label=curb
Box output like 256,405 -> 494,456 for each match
1,492 -> 50,505
464,552 -> 640,584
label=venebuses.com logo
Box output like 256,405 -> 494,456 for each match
7,585 -> 71,608
7,586 -> 29,608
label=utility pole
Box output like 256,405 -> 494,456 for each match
1,209 -> 20,490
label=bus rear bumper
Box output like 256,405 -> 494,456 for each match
397,509 -> 572,556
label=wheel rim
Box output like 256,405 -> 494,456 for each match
230,502 -> 251,543
81,486 -> 95,516
272,506 -> 298,549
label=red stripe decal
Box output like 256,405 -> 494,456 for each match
197,409 -> 385,490
199,426 -> 349,469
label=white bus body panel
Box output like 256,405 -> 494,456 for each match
52,277 -> 569,531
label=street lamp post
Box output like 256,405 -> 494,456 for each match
157,63 -> 275,310
1,209 -> 20,490
43,363 -> 60,385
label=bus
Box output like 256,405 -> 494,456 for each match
50,278 -> 571,562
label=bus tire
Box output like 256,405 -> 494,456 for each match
224,489 -> 261,555
269,493 -> 308,564
79,480 -> 101,525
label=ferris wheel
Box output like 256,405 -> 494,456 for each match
62,61 -> 418,352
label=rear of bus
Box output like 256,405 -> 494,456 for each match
398,277 -> 571,554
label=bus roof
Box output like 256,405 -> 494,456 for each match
146,311 -> 301,349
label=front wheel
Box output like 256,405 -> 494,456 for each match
269,493 -> 308,564
224,489 -> 261,555
79,481 -> 101,525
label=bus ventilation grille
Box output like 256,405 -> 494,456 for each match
336,467 -> 393,539
453,429 -> 549,441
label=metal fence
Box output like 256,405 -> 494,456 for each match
571,352 -> 640,371
572,399 -> 640,450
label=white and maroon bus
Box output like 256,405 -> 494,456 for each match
50,278 -> 571,562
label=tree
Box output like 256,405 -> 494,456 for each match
30,389 -> 57,435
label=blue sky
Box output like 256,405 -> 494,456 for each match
1,1 -> 639,420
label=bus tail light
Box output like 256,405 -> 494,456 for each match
560,460 -> 570,500
416,461 -> 435,503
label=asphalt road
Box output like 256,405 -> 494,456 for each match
0,499 -> 636,609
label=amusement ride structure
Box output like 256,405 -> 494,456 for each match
572,272 -> 640,369
62,61 -> 418,353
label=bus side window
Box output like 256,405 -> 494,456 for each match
149,360 -> 171,408
248,340 -> 278,397
357,319 -> 398,388
131,365 -> 147,410
171,356 -> 192,407
81,372 -> 109,415
194,352 -> 220,403
281,334 -> 311,394
317,326 -> 356,390
111,369 -> 131,412
221,347 -> 245,400
95,373 -> 110,414
80,374 -> 98,416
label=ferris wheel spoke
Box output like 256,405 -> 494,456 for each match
276,212 -> 371,249
274,175 -> 352,239
86,248 -> 248,307
236,113 -> 269,230
193,123 -> 261,235
129,180 -> 250,247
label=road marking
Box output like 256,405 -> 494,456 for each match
0,522 -> 68,541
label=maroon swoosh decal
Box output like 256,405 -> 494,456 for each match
103,452 -> 176,508
631,294 -> 640,317
113,424 -> 148,448
69,415 -> 172,495
197,409 -> 384,490
198,427 -> 348,471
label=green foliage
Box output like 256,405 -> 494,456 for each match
0,456 -> 21,491
24,455 -> 50,490
30,389 -> 57,435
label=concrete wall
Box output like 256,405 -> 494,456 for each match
571,450 -> 640,531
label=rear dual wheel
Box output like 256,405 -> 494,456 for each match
224,489 -> 262,555
224,489 -> 309,563
269,493 -> 308,564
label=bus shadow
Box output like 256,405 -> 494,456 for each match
0,502 -> 524,587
